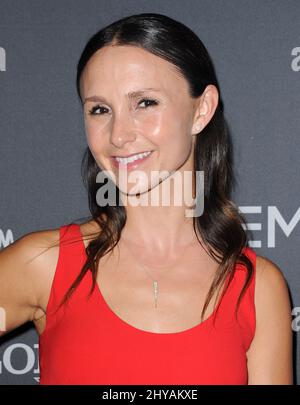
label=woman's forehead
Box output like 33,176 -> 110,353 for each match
81,45 -> 189,100
86,44 -> 175,72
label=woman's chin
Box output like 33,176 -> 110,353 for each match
118,184 -> 150,196
117,179 -> 162,199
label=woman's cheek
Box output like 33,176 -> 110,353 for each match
144,109 -> 183,146
84,120 -> 106,151
132,112 -> 161,138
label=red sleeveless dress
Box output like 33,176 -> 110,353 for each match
38,223 -> 256,385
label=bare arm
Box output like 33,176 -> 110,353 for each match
247,255 -> 293,384
0,230 -> 59,337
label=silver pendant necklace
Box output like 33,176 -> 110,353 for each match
139,265 -> 159,309
122,240 -> 161,309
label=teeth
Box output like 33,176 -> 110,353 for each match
115,151 -> 152,164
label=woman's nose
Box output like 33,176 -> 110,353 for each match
109,111 -> 137,148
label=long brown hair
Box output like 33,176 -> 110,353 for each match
49,12 -> 254,325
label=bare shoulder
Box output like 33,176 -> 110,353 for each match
0,227 -> 61,336
255,255 -> 290,299
28,220 -> 101,311
254,254 -> 291,320
1,226 -> 61,282
15,227 -> 61,315
0,220 -> 101,336
19,227 -> 60,268
246,254 -> 293,383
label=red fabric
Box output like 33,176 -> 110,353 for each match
39,223 -> 256,385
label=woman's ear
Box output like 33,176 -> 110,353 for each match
191,84 -> 219,135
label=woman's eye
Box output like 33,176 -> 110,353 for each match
88,105 -> 109,115
138,98 -> 158,108
88,99 -> 158,116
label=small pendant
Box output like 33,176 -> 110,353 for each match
153,280 -> 158,309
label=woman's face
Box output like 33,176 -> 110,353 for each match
80,44 -> 199,195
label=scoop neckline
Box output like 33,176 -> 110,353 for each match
75,223 -> 229,336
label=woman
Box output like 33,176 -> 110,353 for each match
0,13 -> 293,385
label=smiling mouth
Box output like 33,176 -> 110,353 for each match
112,150 -> 153,165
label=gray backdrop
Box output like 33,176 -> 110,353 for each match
0,0 -> 299,384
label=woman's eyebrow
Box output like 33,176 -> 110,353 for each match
83,87 -> 161,105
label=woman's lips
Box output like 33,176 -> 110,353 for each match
111,151 -> 154,171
